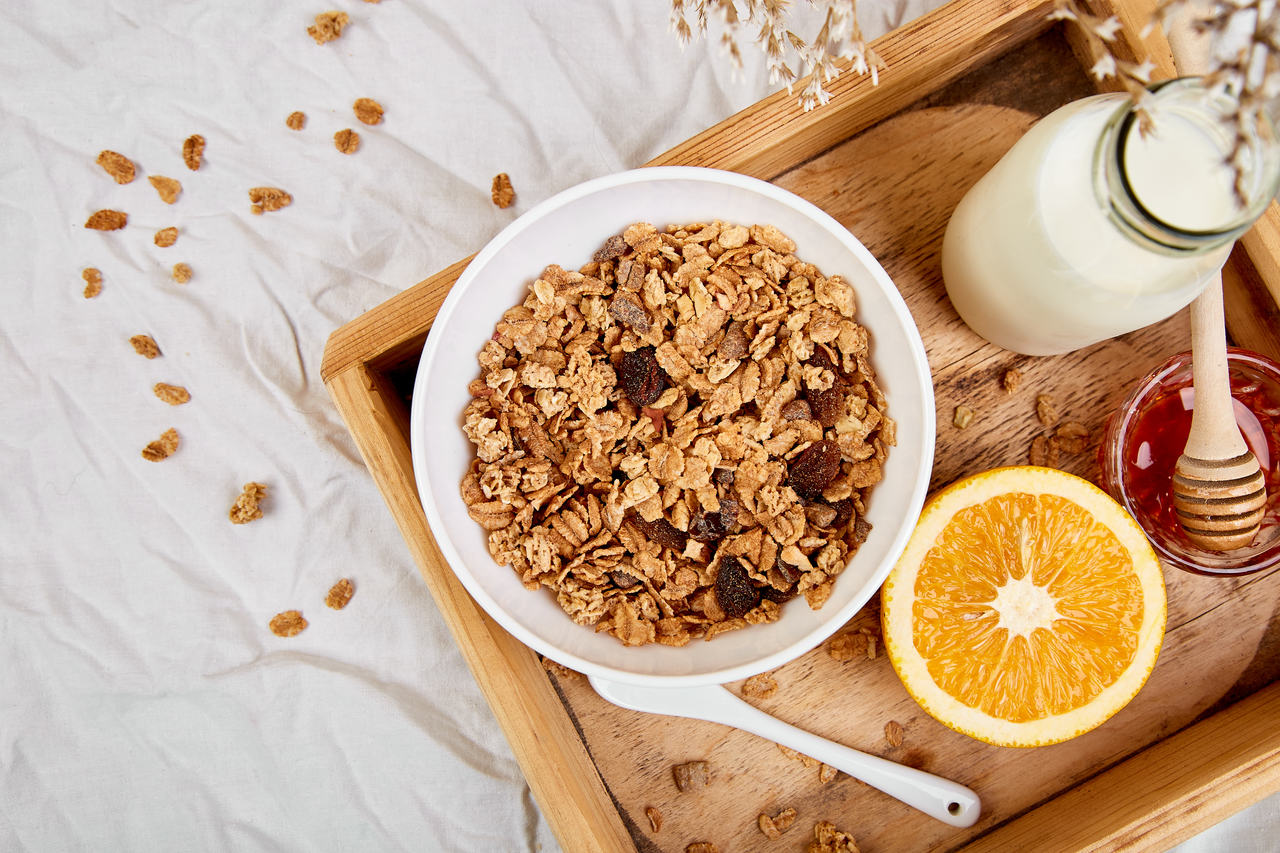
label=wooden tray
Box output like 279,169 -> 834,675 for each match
321,0 -> 1280,849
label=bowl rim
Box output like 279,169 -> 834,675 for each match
409,165 -> 935,685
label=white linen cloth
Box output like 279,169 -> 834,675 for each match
0,1 -> 1274,850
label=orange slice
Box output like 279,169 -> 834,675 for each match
882,466 -> 1166,747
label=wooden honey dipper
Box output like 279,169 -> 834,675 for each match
1171,277 -> 1267,550
1166,5 -> 1268,551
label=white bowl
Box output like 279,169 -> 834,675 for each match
410,166 -> 934,686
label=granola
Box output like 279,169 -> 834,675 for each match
141,428 -> 179,462
491,172 -> 515,208
85,210 -> 127,231
149,175 -> 182,204
325,578 -> 355,609
809,821 -> 859,853
172,263 -> 193,284
672,760 -> 711,792
353,97 -> 384,125
334,128 -> 360,154
182,134 -> 205,171
249,187 -> 292,215
269,610 -> 307,637
96,150 -> 135,184
82,267 -> 103,299
307,11 -> 349,44
153,382 -> 190,405
741,671 -> 778,699
758,806 -> 797,839
154,227 -> 178,247
229,482 -> 268,524
130,334 -> 160,359
459,222 -> 893,647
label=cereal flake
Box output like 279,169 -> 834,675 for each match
353,97 -> 384,125
148,175 -> 182,204
269,610 -> 308,637
325,578 -> 355,610
1035,394 -> 1058,427
96,150 -> 136,184
307,11 -> 349,44
229,481 -> 268,524
286,111 -> 306,130
130,334 -> 160,359
686,844 -> 719,853
884,720 -> 905,747
172,263 -> 193,284
249,187 -> 292,215
82,267 -> 102,299
153,383 -> 190,405
334,128 -> 360,154
758,807 -> 798,839
1029,434 -> 1061,468
182,134 -> 205,171
1001,367 -> 1022,394
491,172 -> 515,208
141,427 -> 180,462
645,806 -> 662,833
154,227 -> 178,248
952,405 -> 974,429
672,760 -> 710,792
809,821 -> 859,853
742,672 -> 779,699
85,210 -> 127,231
818,763 -> 839,784
1056,421 -> 1090,454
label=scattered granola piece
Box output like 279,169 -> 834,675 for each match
809,820 -> 859,853
1029,434 -> 1061,468
325,578 -> 355,610
82,267 -> 102,299
96,150 -> 136,184
148,175 -> 182,204
818,763 -> 839,784
334,128 -> 361,154
85,210 -> 127,231
672,760 -> 710,792
172,263 -> 193,284
686,844 -> 718,853
153,383 -> 190,405
182,134 -> 205,171
1001,367 -> 1022,394
307,10 -> 349,44
952,405 -> 974,429
645,806 -> 662,833
758,807 -> 798,839
1056,421 -> 1091,454
141,427 -> 180,462
229,481 -> 268,524
154,226 -> 178,247
353,97 -> 384,125
828,630 -> 868,662
866,634 -> 878,659
540,656 -> 579,679
286,111 -> 306,130
884,720 -> 905,747
491,172 -> 515,208
130,334 -> 161,358
249,187 -> 292,215
742,672 -> 779,699
778,744 -> 819,768
269,610 -> 308,637
1035,394 -> 1058,427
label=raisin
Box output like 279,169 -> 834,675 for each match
689,499 -> 738,542
715,555 -> 760,619
594,234 -> 628,263
788,439 -> 841,499
628,513 -> 688,551
781,399 -> 813,421
761,585 -> 797,603
609,292 -> 651,333
618,346 -> 668,407
851,517 -> 873,548
829,498 -> 855,530
610,570 -> 642,589
808,385 -> 846,428
719,321 -> 749,360
713,468 -> 735,488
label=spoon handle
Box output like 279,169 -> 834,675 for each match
589,677 -> 981,827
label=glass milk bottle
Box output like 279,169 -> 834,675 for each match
942,78 -> 1280,356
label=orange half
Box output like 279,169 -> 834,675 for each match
882,466 -> 1166,747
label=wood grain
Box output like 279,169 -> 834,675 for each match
319,0 -> 1280,849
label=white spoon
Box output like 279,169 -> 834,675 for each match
589,676 -> 982,828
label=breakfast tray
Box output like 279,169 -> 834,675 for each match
320,0 -> 1280,848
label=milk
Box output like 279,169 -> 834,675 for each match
942,91 -> 1242,356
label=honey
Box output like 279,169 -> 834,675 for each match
1100,349 -> 1280,575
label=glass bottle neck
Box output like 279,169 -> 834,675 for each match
1094,78 -> 1280,255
